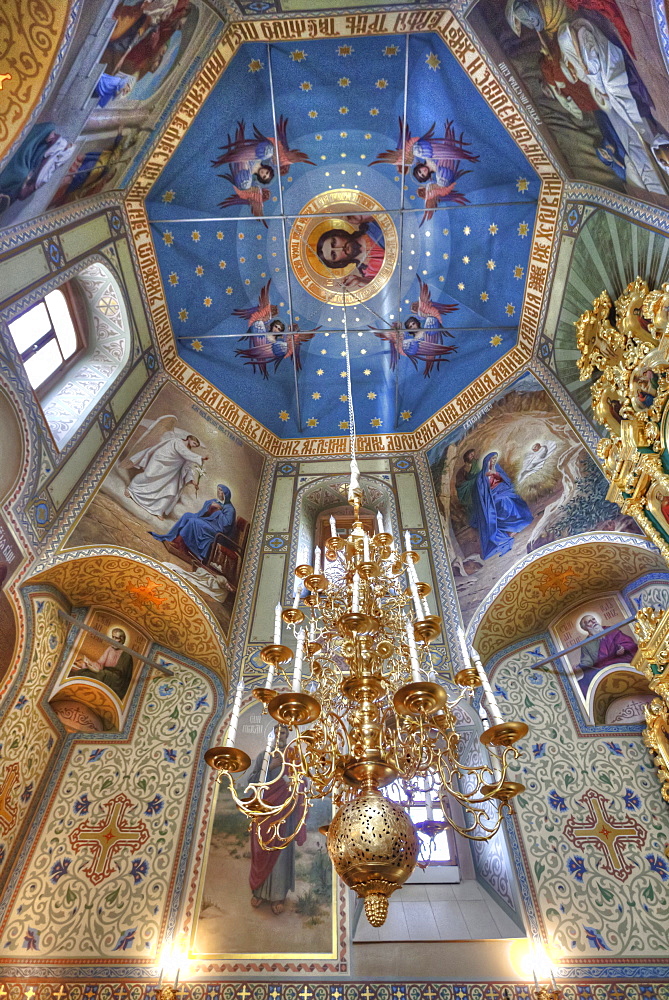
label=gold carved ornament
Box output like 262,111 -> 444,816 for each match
633,607 -> 669,804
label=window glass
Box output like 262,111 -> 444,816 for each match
385,780 -> 452,863
46,289 -> 77,359
23,338 -> 63,389
9,302 -> 51,354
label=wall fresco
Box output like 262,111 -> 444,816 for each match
0,653 -> 217,964
194,702 -> 336,961
427,372 -> 641,624
0,0 -> 220,230
65,381 -> 264,637
469,0 -> 669,202
549,593 -> 651,726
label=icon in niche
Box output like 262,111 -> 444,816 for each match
234,279 -> 318,378
289,189 -> 398,304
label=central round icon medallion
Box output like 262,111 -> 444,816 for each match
288,189 -> 398,305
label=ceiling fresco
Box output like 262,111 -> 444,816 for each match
144,32 -> 541,439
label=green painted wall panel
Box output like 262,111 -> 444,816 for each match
395,472 -> 423,529
59,216 -> 111,261
47,424 -> 104,509
115,239 -> 152,351
110,361 -> 149,422
267,476 -> 294,533
299,458 -> 390,474
250,553 -> 286,642
0,246 -> 49,303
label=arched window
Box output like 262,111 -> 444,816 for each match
8,284 -> 86,394
4,261 -> 132,449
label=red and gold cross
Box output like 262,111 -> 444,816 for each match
69,793 -> 149,885
0,762 -> 20,834
564,788 -> 646,881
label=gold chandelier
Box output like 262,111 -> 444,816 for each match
205,321 -> 528,927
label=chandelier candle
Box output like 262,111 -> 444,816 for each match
292,587 -> 300,610
292,628 -> 306,693
313,546 -> 322,575
470,645 -> 503,726
274,602 -> 283,645
225,680 -> 245,747
377,511 -> 384,534
330,515 -> 337,537
405,615 -> 421,683
260,728 -> 276,783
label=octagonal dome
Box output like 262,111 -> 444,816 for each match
133,23 -> 558,446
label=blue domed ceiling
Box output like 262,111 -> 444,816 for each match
144,31 -> 541,439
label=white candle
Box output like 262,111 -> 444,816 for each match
292,587 -> 300,609
404,529 -> 412,552
309,619 -> 316,642
533,969 -> 539,989
225,679 -> 245,747
265,660 -> 276,691
292,629 -> 305,693
550,972 -> 557,992
330,515 -> 337,537
377,511 -> 384,534
260,728 -> 276,782
409,577 -> 423,621
363,532 -> 370,562
274,602 -> 283,645
405,616 -> 420,682
314,546 -> 322,575
457,626 -> 470,668
352,571 -> 360,613
471,646 -> 503,725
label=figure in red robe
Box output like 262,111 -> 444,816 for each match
247,742 -> 307,914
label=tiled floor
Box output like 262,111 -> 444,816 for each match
353,879 -> 524,941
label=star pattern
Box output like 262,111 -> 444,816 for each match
149,33 -> 539,439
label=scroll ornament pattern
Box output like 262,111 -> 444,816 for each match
0,595 -> 64,873
0,663 -> 216,959
496,642 -> 669,959
0,0 -> 70,162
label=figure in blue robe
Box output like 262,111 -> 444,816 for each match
151,484 -> 235,562
470,453 -> 533,560
0,123 -> 60,214
93,73 -> 132,108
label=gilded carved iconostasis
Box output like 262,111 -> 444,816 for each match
2,0 -> 669,995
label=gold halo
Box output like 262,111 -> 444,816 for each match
288,188 -> 399,305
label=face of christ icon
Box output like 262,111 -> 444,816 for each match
313,215 -> 386,291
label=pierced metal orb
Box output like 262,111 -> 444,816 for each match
326,787 -> 420,925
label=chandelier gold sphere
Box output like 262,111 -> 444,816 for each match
326,786 -> 420,927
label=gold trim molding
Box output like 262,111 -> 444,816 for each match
126,10 -> 562,457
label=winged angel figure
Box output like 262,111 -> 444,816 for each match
212,118 -> 314,225
234,280 -> 317,379
374,279 -> 458,377
373,118 -> 478,226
